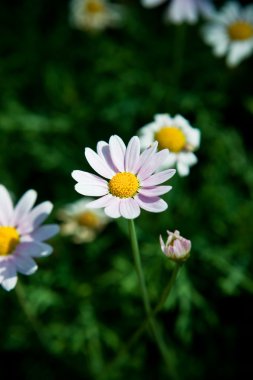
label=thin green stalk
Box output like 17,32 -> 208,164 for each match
98,262 -> 182,380
128,219 -> 174,375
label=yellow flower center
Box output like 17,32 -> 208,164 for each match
0,226 -> 20,256
77,211 -> 101,228
228,21 -> 253,41
155,127 -> 186,153
109,172 -> 139,198
85,0 -> 105,13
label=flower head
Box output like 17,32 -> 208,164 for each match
0,185 -> 59,291
69,0 -> 123,32
202,2 -> 253,67
138,114 -> 201,176
72,135 -> 176,219
141,0 -> 214,24
160,230 -> 191,262
57,198 -> 110,243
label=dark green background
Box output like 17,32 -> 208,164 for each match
1,0 -> 253,379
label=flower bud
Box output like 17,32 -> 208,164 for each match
160,230 -> 191,262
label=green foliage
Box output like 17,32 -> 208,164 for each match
1,0 -> 253,379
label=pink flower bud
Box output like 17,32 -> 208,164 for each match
160,230 -> 191,262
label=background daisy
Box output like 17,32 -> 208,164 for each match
202,2 -> 253,66
138,114 -> 201,176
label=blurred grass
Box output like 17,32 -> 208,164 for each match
1,0 -> 253,379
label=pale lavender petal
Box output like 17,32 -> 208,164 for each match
85,148 -> 115,179
0,185 -> 14,225
18,202 -> 53,234
16,241 -> 52,257
72,170 -> 108,186
136,142 -> 158,173
75,182 -> 108,197
136,194 -> 168,213
139,185 -> 172,197
119,198 -> 140,219
125,136 -> 140,173
142,169 -> 176,186
13,190 -> 37,226
1,260 -> 17,291
138,149 -> 170,180
29,225 -> 59,241
109,135 -> 126,172
15,255 -> 38,275
86,194 -> 113,209
97,141 -> 118,172
104,197 -> 121,218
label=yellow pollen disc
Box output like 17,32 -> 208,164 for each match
77,211 -> 100,229
0,226 -> 20,256
85,0 -> 105,13
228,21 -> 253,41
109,172 -> 139,198
155,126 -> 186,153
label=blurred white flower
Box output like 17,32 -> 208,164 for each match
138,114 -> 200,176
160,229 -> 191,262
202,2 -> 253,67
57,198 -> 111,243
141,0 -> 214,24
69,0 -> 123,32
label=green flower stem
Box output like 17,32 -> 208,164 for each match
128,219 -> 174,374
99,259 -> 182,380
15,281 -> 48,348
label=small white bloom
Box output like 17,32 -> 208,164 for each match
141,0 -> 214,24
69,0 -> 123,32
0,185 -> 59,291
202,2 -> 253,67
57,198 -> 110,243
160,229 -> 191,262
138,114 -> 201,177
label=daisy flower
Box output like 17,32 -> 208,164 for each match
57,198 -> 110,243
141,0 -> 214,24
71,135 -> 176,219
69,0 -> 123,32
202,2 -> 253,67
0,185 -> 59,291
138,114 -> 201,177
160,229 -> 191,262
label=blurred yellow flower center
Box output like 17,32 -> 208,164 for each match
109,172 -> 139,198
0,226 -> 20,256
228,21 -> 253,40
155,127 -> 186,152
77,211 -> 100,228
85,0 -> 105,13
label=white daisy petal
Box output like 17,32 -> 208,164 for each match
15,255 -> 38,275
136,142 -> 158,173
138,149 -> 170,180
104,197 -> 121,218
97,141 -> 118,172
18,201 -> 53,234
85,148 -> 115,179
119,198 -> 140,219
136,195 -> 168,213
125,136 -> 140,173
86,194 -> 113,209
29,225 -> 60,241
75,182 -> 108,197
0,185 -> 14,225
72,170 -> 108,186
1,261 -> 17,291
177,162 -> 190,176
16,241 -> 52,257
139,185 -> 172,197
141,0 -> 166,7
142,169 -> 176,186
109,135 -> 126,172
12,189 -> 37,226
